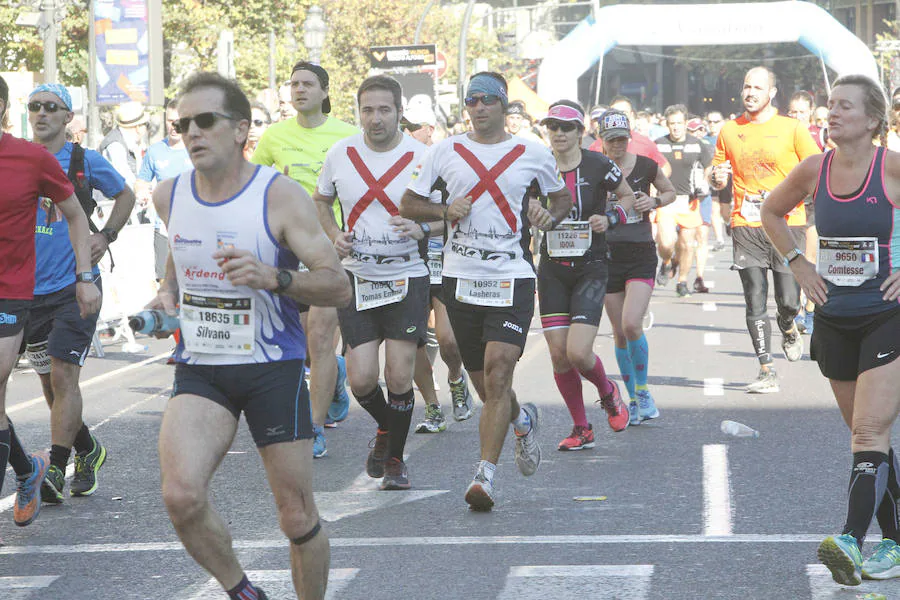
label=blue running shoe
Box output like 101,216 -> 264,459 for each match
312,425 -> 327,459
14,454 -> 49,527
804,310 -> 815,336
628,400 -> 641,426
818,533 -> 863,586
636,390 -> 659,421
863,538 -> 900,580
328,355 -> 350,422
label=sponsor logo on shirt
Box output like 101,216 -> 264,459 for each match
183,266 -> 225,281
173,234 -> 203,248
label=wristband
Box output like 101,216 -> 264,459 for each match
100,227 -> 118,244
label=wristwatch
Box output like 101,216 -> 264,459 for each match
274,269 -> 293,293
783,248 -> 803,266
75,272 -> 94,283
100,228 -> 118,244
420,222 -> 431,236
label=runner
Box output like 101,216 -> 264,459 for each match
0,75 -> 100,527
761,74 -> 900,586
534,102 -> 637,450
704,111 -> 730,250
26,83 -> 135,504
149,71 -> 350,600
252,61 -> 357,457
312,75 -> 432,489
711,66 -> 819,393
598,109 -> 676,425
401,72 -> 573,510
589,96 -> 670,171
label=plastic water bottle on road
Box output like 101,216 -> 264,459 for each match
721,420 -> 759,438
129,310 -> 180,335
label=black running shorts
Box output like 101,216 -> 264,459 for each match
607,242 -> 658,294
172,359 -> 313,446
24,279 -> 102,365
0,299 -> 29,339
441,276 -> 534,373
537,258 -> 608,328
810,306 -> 900,381
732,225 -> 806,273
337,273 -> 429,349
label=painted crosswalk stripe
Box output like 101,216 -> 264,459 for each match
703,378 -> 724,396
805,564 -> 900,599
704,332 -> 721,346
705,280 -> 716,289
0,576 -> 59,588
187,568 -> 359,599
702,302 -> 717,312
703,444 -> 733,536
497,565 -> 654,599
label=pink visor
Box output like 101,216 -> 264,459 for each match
541,104 -> 584,125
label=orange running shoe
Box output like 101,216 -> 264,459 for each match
598,381 -> 629,432
14,453 -> 49,527
558,424 -> 596,451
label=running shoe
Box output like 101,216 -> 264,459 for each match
415,404 -> 447,433
675,282 -> 691,297
628,400 -> 641,426
746,368 -> 779,394
14,454 -> 49,527
558,424 -> 595,451
464,463 -> 495,511
41,464 -> 65,505
863,538 -> 900,580
804,310 -> 815,335
782,326 -> 804,362
637,389 -> 660,421
366,429 -> 390,478
380,457 -> 411,490
328,355 -> 351,422
449,371 -> 474,422
655,263 -> 671,287
818,533 -> 863,586
324,416 -> 337,429
312,425 -> 327,459
693,277 -> 710,294
598,381 -> 629,432
514,403 -> 541,476
794,311 -> 807,334
256,588 -> 269,600
71,434 -> 107,496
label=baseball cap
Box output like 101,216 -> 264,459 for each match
402,104 -> 436,127
540,103 -> 584,126
590,106 -> 608,122
686,117 -> 705,132
598,109 -> 631,140
507,101 -> 527,116
291,61 -> 331,114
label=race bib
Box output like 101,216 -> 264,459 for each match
546,221 -> 592,257
816,237 -> 879,287
355,275 -> 408,310
740,193 -> 764,223
455,278 -> 514,307
608,196 -> 642,225
427,238 -> 443,285
671,194 -> 691,213
180,293 -> 255,355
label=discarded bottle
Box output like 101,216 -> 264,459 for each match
129,310 -> 180,335
720,420 -> 760,438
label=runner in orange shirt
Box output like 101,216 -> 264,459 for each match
711,66 -> 820,393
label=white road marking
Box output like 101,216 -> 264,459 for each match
186,568 -> 359,600
703,444 -> 733,536
497,565 -> 654,599
806,564 -> 900,598
0,576 -> 59,588
703,333 -> 721,346
702,302 -> 717,312
705,280 -> 716,289
703,378 -> 724,396
317,489 -> 449,522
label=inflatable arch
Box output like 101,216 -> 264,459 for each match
536,1 -> 879,103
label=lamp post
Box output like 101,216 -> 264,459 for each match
303,5 -> 327,65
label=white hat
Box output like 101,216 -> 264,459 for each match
116,101 -> 148,127
402,104 -> 436,127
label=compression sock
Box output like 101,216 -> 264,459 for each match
745,314 -> 773,366
227,574 -> 261,600
578,355 -> 615,398
843,451 -> 889,547
386,388 -> 414,460
7,420 -> 34,476
627,334 -> 650,391
614,346 -> 636,400
0,428 -> 9,496
553,368 -> 588,428
49,444 -> 71,472
355,385 -> 390,430
73,423 -> 93,454
875,448 -> 900,543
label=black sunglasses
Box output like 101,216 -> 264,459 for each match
173,112 -> 237,134
251,119 -> 270,127
545,121 -> 578,133
464,94 -> 502,107
27,101 -> 63,113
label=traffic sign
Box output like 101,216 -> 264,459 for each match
369,44 -> 436,69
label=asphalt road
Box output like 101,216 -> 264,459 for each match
1,250 -> 896,600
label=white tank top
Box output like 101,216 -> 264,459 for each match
167,165 -> 306,365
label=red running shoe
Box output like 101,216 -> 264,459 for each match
598,381 -> 629,432
558,424 -> 595,451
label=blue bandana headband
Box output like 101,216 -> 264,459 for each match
29,83 -> 72,110
466,74 -> 508,108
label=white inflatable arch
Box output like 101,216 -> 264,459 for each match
536,1 -> 879,103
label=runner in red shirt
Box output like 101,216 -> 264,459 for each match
0,75 -> 100,528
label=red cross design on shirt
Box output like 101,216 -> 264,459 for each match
453,142 -> 526,232
345,147 -> 415,230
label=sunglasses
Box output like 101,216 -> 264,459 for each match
27,101 -> 64,113
545,121 -> 578,133
173,112 -> 237,134
251,119 -> 269,127
464,94 -> 502,107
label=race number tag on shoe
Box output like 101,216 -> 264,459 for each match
180,293 -> 255,355
355,276 -> 408,310
740,193 -> 764,223
455,278 -> 515,307
817,237 -> 879,286
546,221 -> 591,257
427,238 -> 443,285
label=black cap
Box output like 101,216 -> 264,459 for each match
507,101 -> 526,116
291,61 -> 331,114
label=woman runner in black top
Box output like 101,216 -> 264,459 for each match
535,100 -> 637,451
598,109 -> 675,426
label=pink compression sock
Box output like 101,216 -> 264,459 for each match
553,368 -> 588,427
579,355 -> 615,398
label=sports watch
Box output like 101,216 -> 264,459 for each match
275,269 -> 293,293
100,228 -> 118,244
75,272 -> 94,283
783,248 -> 803,266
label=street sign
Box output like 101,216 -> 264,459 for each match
369,44 -> 436,69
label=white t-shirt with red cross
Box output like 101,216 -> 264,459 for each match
408,133 -> 563,280
318,133 -> 428,281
